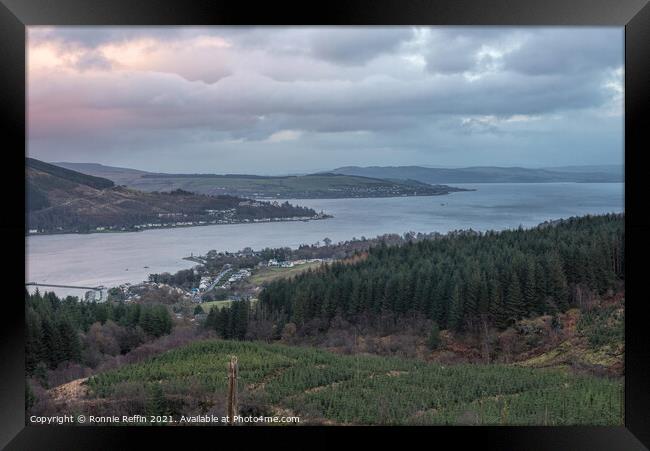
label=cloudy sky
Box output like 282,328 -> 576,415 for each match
27,27 -> 623,174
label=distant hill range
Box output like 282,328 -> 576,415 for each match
331,165 -> 623,184
26,159 -> 319,234
53,162 -> 468,199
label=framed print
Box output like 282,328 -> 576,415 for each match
1,0 -> 649,449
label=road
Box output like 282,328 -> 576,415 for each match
199,265 -> 233,301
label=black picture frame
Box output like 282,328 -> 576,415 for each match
2,0 -> 648,449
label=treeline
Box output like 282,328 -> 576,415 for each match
26,291 -> 172,374
259,214 -> 624,332
236,201 -> 317,220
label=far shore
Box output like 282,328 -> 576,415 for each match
26,214 -> 332,238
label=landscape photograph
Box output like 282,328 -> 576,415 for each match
25,26 -> 624,426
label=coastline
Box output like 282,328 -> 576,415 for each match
26,214 -> 332,237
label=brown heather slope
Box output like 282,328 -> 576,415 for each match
295,291 -> 624,378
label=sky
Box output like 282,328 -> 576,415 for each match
27,26 -> 624,175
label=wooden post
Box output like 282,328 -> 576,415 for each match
227,356 -> 238,425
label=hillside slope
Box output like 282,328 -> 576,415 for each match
333,165 -> 623,184
26,159 -> 320,234
54,162 -> 469,198
52,162 -> 147,185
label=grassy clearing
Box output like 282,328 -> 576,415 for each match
201,299 -> 258,312
87,340 -> 622,425
200,300 -> 233,311
249,262 -> 323,285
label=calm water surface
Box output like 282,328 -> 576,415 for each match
26,183 -> 623,296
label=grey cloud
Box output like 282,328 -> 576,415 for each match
28,27 -> 623,172
28,26 -> 225,48
423,27 -> 513,74
422,27 -> 622,77
503,28 -> 622,75
306,28 -> 414,65
29,65 -> 612,143
74,50 -> 112,71
29,26 -> 414,67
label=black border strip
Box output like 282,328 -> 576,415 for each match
1,0 -> 649,449
1,0 -> 648,25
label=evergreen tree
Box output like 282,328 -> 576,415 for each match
447,286 -> 463,331
523,259 -> 537,312
547,254 -> 569,311
146,383 -> 170,419
504,272 -> 525,325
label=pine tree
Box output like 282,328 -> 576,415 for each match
204,306 -> 217,329
467,269 -> 481,317
57,318 -> 81,362
547,254 -> 569,311
233,301 -> 249,340
523,259 -> 537,313
25,308 -> 44,374
504,272 -> 524,325
146,383 -> 170,419
40,317 -> 62,369
447,285 -> 463,331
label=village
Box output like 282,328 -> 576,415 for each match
27,207 -> 330,235
110,255 -> 332,307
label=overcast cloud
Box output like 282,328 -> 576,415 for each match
27,26 -> 623,174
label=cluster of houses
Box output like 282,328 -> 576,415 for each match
266,259 -> 295,268
198,276 -> 213,291
238,200 -> 263,207
228,268 -> 251,283
266,258 -> 327,268
205,208 -> 237,217
114,281 -> 189,302
189,267 -> 253,302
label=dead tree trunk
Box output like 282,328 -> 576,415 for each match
227,356 -> 238,425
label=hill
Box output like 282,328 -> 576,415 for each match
61,339 -> 622,425
26,159 -> 321,234
52,162 -> 148,185
53,162 -> 469,198
332,165 -> 623,184
27,158 -> 115,190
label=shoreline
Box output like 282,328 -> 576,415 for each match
26,214 -> 332,238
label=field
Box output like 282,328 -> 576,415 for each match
86,340 -> 623,425
201,299 -> 258,312
249,262 -> 324,285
